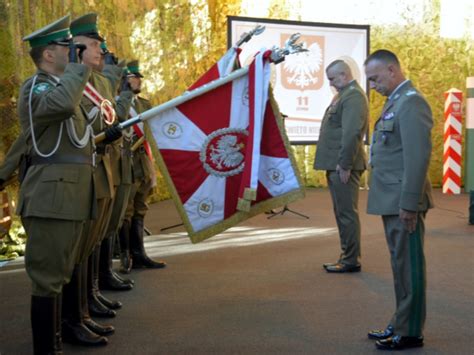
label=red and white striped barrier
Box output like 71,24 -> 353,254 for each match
443,88 -> 463,194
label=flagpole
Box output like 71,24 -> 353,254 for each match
95,32 -> 308,143
95,66 -> 250,143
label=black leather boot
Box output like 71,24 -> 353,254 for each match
130,216 -> 166,269
118,220 -> 132,274
55,294 -> 63,354
88,247 -> 118,317
81,261 -> 115,336
62,264 -> 108,346
31,295 -> 57,355
99,237 -> 133,291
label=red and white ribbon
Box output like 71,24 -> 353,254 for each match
84,82 -> 116,125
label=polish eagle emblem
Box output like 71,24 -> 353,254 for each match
283,42 -> 323,89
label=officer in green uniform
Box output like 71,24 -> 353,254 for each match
314,60 -> 368,273
119,60 -> 166,272
18,15 -> 96,354
60,13 -> 128,347
364,50 -> 433,351
98,45 -> 137,287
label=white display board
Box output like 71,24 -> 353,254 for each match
228,16 -> 370,144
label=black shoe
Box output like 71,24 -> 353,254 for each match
88,295 -> 117,318
83,317 -> 115,336
375,335 -> 423,350
62,321 -> 108,346
325,263 -> 361,273
99,272 -> 134,291
96,292 -> 122,310
131,254 -> 167,269
130,216 -> 167,269
368,325 -> 394,340
322,262 -> 339,269
112,270 -> 134,285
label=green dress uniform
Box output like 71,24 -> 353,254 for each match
18,14 -> 96,354
314,80 -> 368,267
125,96 -> 156,221
367,80 -> 433,337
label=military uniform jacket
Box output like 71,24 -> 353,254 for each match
314,80 -> 368,171
16,64 -> 95,221
82,69 -> 132,197
0,133 -> 26,181
102,65 -> 134,186
131,96 -> 155,181
367,81 -> 434,215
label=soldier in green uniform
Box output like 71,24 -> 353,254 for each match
17,15 -> 97,354
60,13 -> 129,347
98,45 -> 137,288
314,60 -> 368,273
118,60 -> 166,272
364,50 -> 433,350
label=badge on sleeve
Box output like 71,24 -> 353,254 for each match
33,82 -> 52,95
383,112 -> 395,120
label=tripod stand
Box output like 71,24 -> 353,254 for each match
267,204 -> 309,219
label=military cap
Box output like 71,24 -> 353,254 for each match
126,60 -> 144,78
23,15 -> 72,48
70,13 -> 104,42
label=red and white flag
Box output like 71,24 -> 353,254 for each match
146,49 -> 304,243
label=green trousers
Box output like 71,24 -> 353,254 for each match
23,217 -> 84,296
326,170 -> 362,265
382,213 -> 426,337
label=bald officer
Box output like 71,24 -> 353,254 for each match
365,49 -> 433,351
18,15 -> 95,354
314,60 -> 368,273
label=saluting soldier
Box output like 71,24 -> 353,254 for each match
118,60 -> 166,273
60,13 -> 127,347
364,49 -> 433,351
97,42 -> 137,289
17,15 -> 96,354
314,59 -> 368,273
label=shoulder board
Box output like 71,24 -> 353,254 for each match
405,90 -> 418,96
33,82 -> 53,95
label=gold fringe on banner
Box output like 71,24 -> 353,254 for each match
243,187 -> 257,201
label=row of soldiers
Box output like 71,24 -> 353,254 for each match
0,13 -> 165,354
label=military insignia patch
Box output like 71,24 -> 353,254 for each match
33,82 -> 52,95
383,112 -> 395,120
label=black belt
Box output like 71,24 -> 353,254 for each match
30,154 -> 92,165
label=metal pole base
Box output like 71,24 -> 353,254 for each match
267,205 -> 309,219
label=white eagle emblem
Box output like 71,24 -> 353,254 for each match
200,128 -> 248,177
283,42 -> 323,89
209,135 -> 244,169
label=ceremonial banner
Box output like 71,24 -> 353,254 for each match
146,50 -> 305,243
228,16 -> 370,144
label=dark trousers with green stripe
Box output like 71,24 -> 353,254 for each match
382,213 -> 426,337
